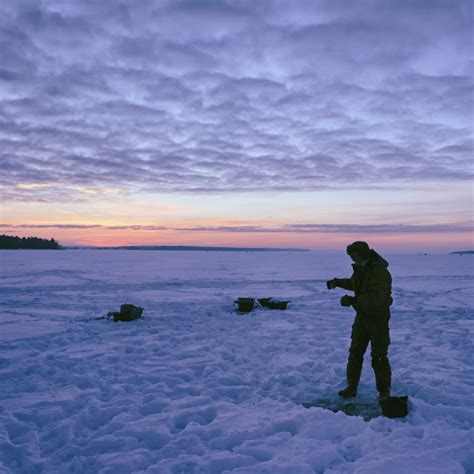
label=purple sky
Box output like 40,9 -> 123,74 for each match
1,0 -> 473,249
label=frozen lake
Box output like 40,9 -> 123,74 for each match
0,250 -> 473,473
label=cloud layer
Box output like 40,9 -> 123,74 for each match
1,0 -> 473,203
2,222 -> 471,234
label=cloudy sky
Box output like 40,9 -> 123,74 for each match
1,0 -> 473,250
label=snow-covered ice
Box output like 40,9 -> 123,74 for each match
0,250 -> 473,473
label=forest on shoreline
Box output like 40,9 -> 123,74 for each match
0,235 -> 62,250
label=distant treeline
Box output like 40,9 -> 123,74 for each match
92,245 -> 310,252
0,234 -> 63,250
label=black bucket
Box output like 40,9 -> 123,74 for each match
379,396 -> 409,418
234,298 -> 255,313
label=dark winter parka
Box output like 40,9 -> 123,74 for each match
337,250 -> 393,319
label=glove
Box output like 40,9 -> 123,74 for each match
326,278 -> 339,290
340,295 -> 354,307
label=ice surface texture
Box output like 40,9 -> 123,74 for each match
0,250 -> 473,473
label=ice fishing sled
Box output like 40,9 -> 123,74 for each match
302,395 -> 408,421
107,304 -> 144,322
257,297 -> 291,310
234,297 -> 291,313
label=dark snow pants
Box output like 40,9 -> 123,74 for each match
346,313 -> 392,393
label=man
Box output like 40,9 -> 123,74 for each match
327,241 -> 393,400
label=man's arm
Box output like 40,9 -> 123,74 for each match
327,278 -> 353,291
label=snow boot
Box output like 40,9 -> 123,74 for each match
338,386 -> 358,399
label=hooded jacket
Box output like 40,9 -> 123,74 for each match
336,250 -> 393,318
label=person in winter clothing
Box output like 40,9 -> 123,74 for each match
326,241 -> 393,400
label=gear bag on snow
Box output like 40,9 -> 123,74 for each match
234,297 -> 291,313
107,304 -> 144,322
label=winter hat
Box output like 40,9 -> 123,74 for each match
346,241 -> 371,258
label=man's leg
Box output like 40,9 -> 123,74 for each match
368,317 -> 391,398
339,315 -> 370,398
